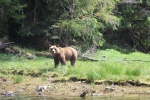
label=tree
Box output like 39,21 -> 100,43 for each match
0,0 -> 26,37
10,0 -> 120,50
116,0 -> 150,52
51,0 -> 120,47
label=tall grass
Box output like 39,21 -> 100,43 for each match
65,60 -> 149,81
0,49 -> 150,82
13,75 -> 24,83
125,68 -> 141,76
66,49 -> 150,81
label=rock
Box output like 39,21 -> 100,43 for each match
0,77 -> 7,82
94,80 -> 104,84
72,87 -> 78,91
80,92 -> 87,97
25,52 -> 36,60
53,84 -> 58,89
101,55 -> 107,61
51,74 -> 58,78
81,85 -> 86,89
47,78 -> 54,82
104,86 -> 115,92
125,83 -> 133,86
146,91 -> 150,94
37,85 -> 50,92
5,47 -> 15,53
91,93 -> 102,96
121,88 -> 125,92
5,91 -> 15,96
19,88 -> 24,92
69,77 -> 78,82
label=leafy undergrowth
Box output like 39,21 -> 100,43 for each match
0,49 -> 150,84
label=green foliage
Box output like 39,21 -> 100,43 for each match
142,0 -> 150,6
0,0 -> 26,35
116,0 -> 150,52
53,17 -> 105,46
86,70 -> 99,81
125,69 -> 141,76
13,75 -> 23,83
1,0 -> 26,22
8,0 -> 118,47
65,49 -> 150,81
50,0 -> 119,47
94,0 -> 120,30
1,0 -> 119,49
1,0 -> 149,52
146,17 -> 150,24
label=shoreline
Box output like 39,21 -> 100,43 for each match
1,76 -> 150,97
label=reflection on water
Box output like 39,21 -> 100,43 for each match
0,95 -> 150,100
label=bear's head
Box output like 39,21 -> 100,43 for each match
49,45 -> 60,55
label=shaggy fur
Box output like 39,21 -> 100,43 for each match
49,45 -> 78,67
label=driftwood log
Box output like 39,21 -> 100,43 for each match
0,35 -> 14,50
0,42 -> 14,49
79,56 -> 99,61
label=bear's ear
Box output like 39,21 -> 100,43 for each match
56,45 -> 59,47
49,44 -> 52,47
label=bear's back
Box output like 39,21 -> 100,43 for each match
62,47 -> 77,60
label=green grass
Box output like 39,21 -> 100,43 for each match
13,75 -> 24,83
0,49 -> 150,82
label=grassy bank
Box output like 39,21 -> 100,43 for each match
0,49 -> 150,83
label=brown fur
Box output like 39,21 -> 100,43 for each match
49,45 -> 78,67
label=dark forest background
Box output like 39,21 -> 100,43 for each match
0,0 -> 150,52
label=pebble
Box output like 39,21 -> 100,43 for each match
81,85 -> 86,89
19,88 -> 25,92
80,92 -> 87,97
125,83 -> 133,86
5,91 -> 15,96
91,93 -> 102,96
37,85 -> 50,92
104,86 -> 115,92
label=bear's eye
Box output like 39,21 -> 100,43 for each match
50,48 -> 53,51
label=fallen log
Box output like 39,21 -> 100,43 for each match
0,42 -> 15,49
78,56 -> 99,61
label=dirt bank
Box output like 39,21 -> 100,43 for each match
0,76 -> 150,98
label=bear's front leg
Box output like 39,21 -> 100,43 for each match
54,58 -> 59,67
60,57 -> 66,65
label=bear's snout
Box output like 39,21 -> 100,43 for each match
50,48 -> 56,54
50,48 -> 53,52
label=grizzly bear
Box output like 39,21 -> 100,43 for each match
49,45 -> 78,67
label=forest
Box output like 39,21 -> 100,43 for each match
0,0 -> 150,52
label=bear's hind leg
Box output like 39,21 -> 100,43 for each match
71,58 -> 76,66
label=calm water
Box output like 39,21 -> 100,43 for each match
0,95 -> 150,100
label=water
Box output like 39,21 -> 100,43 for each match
0,95 -> 150,100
